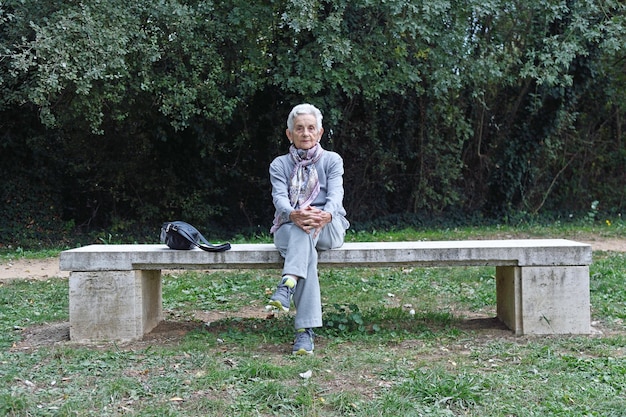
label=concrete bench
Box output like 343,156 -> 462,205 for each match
59,239 -> 592,342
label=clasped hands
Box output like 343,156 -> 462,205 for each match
289,206 -> 332,237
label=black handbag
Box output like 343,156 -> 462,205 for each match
160,221 -> 231,252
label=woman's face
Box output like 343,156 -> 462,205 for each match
286,114 -> 323,150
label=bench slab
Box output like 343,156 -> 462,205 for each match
60,239 -> 591,270
59,239 -> 592,342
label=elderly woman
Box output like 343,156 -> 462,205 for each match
268,103 -> 350,355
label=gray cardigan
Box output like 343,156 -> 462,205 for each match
269,150 -> 349,232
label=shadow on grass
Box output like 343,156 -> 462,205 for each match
11,310 -> 514,352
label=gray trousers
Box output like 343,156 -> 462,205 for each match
273,216 -> 346,329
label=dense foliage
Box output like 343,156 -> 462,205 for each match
1,0 -> 625,247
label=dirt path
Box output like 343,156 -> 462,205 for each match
1,238 -> 624,281
0,257 -> 69,281
576,237 -> 626,252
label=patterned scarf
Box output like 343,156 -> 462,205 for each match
288,144 -> 324,208
271,144 -> 324,233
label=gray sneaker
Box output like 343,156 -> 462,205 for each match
268,278 -> 295,312
293,328 -> 315,355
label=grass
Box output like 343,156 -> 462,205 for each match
0,224 -> 625,416
0,248 -> 62,263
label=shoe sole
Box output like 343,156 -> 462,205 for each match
293,348 -> 313,355
268,299 -> 289,312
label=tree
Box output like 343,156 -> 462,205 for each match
1,0 -> 625,247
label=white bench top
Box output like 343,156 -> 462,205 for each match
60,239 -> 592,271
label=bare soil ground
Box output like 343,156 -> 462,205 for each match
3,238 -> 625,351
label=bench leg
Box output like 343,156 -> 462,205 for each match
496,266 -> 590,335
69,270 -> 162,342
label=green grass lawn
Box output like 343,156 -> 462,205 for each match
1,225 -> 625,416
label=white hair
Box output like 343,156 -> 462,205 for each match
286,103 -> 323,132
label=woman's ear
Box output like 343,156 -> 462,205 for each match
317,127 -> 324,141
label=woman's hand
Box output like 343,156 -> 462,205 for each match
289,206 -> 332,237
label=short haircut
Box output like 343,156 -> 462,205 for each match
287,103 -> 323,132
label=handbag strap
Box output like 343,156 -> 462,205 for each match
195,229 -> 231,252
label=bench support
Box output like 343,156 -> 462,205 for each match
69,270 -> 162,342
496,266 -> 590,335
68,265 -> 591,342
